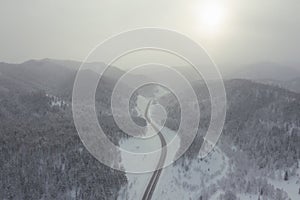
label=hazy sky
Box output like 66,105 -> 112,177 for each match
0,0 -> 299,70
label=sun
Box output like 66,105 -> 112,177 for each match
196,1 -> 226,34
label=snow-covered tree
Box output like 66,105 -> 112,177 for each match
284,171 -> 288,181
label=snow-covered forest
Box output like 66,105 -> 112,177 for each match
0,60 -> 300,199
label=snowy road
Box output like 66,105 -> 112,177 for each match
142,100 -> 167,200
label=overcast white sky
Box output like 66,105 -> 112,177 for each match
0,0 -> 299,71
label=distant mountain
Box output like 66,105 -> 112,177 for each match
137,62 -> 300,88
252,77 -> 300,94
42,58 -> 82,70
283,77 -> 300,93
43,58 -> 150,87
0,59 -> 149,99
0,59 -> 76,96
227,62 -> 300,81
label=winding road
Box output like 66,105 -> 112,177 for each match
141,101 -> 167,200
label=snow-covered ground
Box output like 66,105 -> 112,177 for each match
210,162 -> 300,200
46,94 -> 68,107
118,138 -> 228,200
210,191 -> 224,200
151,147 -> 228,200
237,194 -> 261,200
118,90 -> 229,200
118,124 -> 181,199
268,163 -> 300,200
211,191 -> 260,200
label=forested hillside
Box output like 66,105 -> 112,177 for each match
224,79 -> 300,170
0,91 -> 127,199
161,79 -> 300,171
1,59 -> 299,199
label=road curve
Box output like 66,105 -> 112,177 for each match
142,101 -> 167,200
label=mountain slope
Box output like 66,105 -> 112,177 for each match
0,59 -> 76,95
227,62 -> 300,81
159,79 -> 300,170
